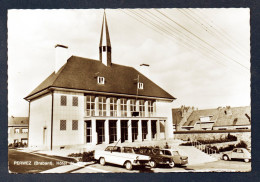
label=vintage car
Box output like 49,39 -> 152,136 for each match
135,147 -> 188,168
94,146 -> 151,170
222,148 -> 251,162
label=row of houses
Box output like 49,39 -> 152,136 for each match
172,106 -> 251,131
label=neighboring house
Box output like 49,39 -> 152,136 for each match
8,116 -> 29,145
172,106 -> 251,131
24,12 -> 176,150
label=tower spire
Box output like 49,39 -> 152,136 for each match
99,10 -> 112,66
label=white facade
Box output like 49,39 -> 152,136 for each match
28,90 -> 173,150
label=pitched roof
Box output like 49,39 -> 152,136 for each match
182,106 -> 251,127
8,117 -> 29,127
214,106 -> 251,126
25,56 -> 175,100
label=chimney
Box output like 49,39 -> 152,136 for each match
55,44 -> 70,73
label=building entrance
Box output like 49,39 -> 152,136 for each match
96,120 -> 105,144
132,120 -> 138,142
121,120 -> 128,143
151,120 -> 157,139
142,120 -> 148,141
109,120 -> 117,143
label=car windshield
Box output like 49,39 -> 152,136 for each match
163,150 -> 172,156
172,151 -> 180,156
123,147 -> 134,153
105,146 -> 121,152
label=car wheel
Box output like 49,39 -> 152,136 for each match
149,160 -> 157,168
99,157 -> 106,166
223,155 -> 229,161
125,161 -> 133,170
169,161 -> 175,168
244,158 -> 250,163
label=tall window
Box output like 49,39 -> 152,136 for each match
99,97 -> 106,116
86,95 -> 95,116
139,100 -> 145,117
60,120 -> 66,130
110,98 -> 117,116
14,128 -> 20,133
72,96 -> 78,106
120,99 -> 127,117
130,99 -> 136,115
60,95 -> 67,106
72,120 -> 78,130
86,121 -> 92,143
148,101 -> 154,117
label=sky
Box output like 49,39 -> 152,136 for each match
8,9 -> 250,117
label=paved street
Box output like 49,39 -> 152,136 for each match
43,159 -> 251,173
9,149 -> 251,173
8,149 -> 76,173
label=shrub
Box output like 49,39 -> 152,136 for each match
68,153 -> 83,157
82,151 -> 95,162
235,140 -> 247,148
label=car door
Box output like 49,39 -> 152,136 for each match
231,149 -> 239,159
236,149 -> 245,159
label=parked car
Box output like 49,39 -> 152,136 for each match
135,147 -> 188,168
222,148 -> 251,162
94,146 -> 151,170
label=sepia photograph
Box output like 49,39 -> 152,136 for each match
8,8 -> 251,173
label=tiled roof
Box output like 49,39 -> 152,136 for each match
183,109 -> 219,126
25,56 -> 175,100
214,106 -> 251,126
182,106 -> 250,127
8,117 -> 29,126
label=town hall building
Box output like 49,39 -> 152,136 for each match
24,12 -> 176,150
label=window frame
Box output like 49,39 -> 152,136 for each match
98,96 -> 107,116
21,128 -> 28,133
138,82 -> 144,89
60,95 -> 67,106
110,97 -> 117,116
72,120 -> 78,130
86,95 -> 95,116
139,100 -> 145,117
130,99 -> 136,115
148,100 -> 154,117
120,98 -> 127,117
72,96 -> 78,106
60,120 -> 66,131
97,76 -> 105,85
14,128 -> 20,134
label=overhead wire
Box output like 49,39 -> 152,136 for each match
155,9 -> 249,71
119,9 -> 249,76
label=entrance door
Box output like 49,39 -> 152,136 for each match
96,120 -> 105,144
142,120 -> 148,141
121,120 -> 128,143
151,120 -> 157,139
132,120 -> 138,142
109,120 -> 117,143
